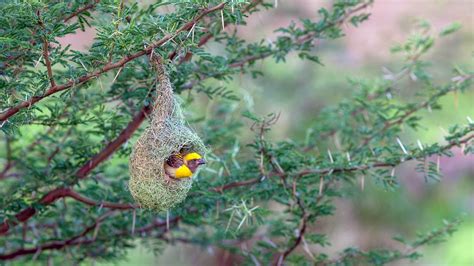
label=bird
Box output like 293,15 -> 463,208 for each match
163,151 -> 205,179
182,152 -> 206,173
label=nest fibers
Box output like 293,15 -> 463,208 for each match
129,58 -> 205,211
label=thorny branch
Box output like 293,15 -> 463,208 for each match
63,0 -> 100,23
0,2 -> 227,122
0,214 -> 181,260
37,11 -> 56,88
356,74 -> 472,150
0,1 -> 265,236
0,188 -> 137,235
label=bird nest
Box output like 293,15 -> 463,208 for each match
128,57 -> 205,211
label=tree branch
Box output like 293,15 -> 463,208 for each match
37,11 -> 56,88
0,0 -> 375,238
63,0 -> 100,23
0,211 -> 114,260
356,74 -> 472,150
75,106 -> 151,179
0,188 -> 137,235
0,2 -> 226,122
0,214 -> 179,260
0,2 -> 233,236
212,132 -> 473,195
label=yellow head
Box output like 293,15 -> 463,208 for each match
183,152 -> 202,161
183,152 -> 206,173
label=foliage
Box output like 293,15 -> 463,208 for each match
0,0 -> 472,265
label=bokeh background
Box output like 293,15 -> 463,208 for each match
59,0 -> 474,265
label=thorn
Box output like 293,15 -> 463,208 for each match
417,139 -> 424,151
221,9 -> 225,31
166,210 -> 170,231
32,247 -> 42,261
396,137 -> 408,155
370,147 -> 376,156
186,23 -> 196,39
149,48 -> 154,61
98,76 -> 104,90
346,152 -> 351,162
302,237 -> 316,260
360,175 -> 365,191
327,149 -> 334,163
318,176 -> 324,196
112,67 -> 123,83
391,167 -> 396,177
436,156 -> 440,173
78,59 -> 89,71
98,202 -> 104,212
467,116 -> 473,124
131,209 -> 136,235
34,55 -> 43,68
93,222 -> 100,240
277,255 -> 283,266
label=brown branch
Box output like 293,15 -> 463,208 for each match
0,2 -> 230,236
276,208 -> 308,265
63,0 -> 100,23
0,2 -> 226,122
41,38 -> 56,87
182,1 -> 373,90
0,215 -> 179,260
0,211 -> 114,260
179,0 -> 264,64
37,11 -> 56,88
75,106 -> 151,179
276,134 -> 473,264
357,75 -> 472,150
0,0 -> 374,237
65,189 -> 138,210
213,128 -> 474,195
212,177 -> 261,193
0,187 -> 136,236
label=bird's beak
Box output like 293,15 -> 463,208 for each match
198,158 -> 206,165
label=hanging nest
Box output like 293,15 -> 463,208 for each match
129,57 -> 206,211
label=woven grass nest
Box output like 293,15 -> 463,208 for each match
129,57 -> 205,211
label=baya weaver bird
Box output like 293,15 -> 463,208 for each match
164,151 -> 206,179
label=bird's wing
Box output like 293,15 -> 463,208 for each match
166,154 -> 184,168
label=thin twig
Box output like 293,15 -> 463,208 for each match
63,0 -> 100,23
37,11 -> 56,87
